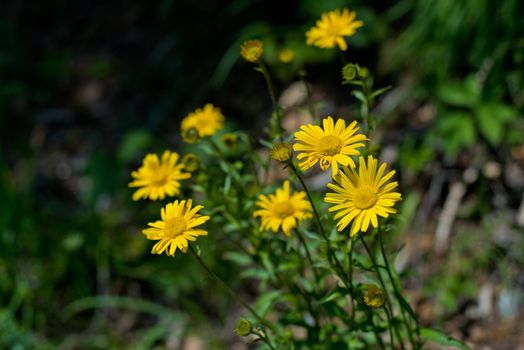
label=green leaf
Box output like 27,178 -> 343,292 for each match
253,290 -> 283,316
260,252 -> 277,282
317,290 -> 342,304
352,91 -> 367,105
420,328 -> 471,349
476,103 -> 517,146
437,76 -> 479,108
393,288 -> 418,324
437,111 -> 476,156
223,252 -> 252,266
370,85 -> 392,99
117,130 -> 152,163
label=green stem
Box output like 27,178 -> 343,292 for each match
378,230 -> 418,348
207,137 -> 226,158
295,228 -> 321,284
267,240 -> 321,336
258,60 -> 283,139
253,329 -> 277,350
299,71 -> 317,123
360,236 -> 402,350
189,246 -> 274,332
367,309 -> 386,350
288,162 -> 350,290
347,237 -> 356,320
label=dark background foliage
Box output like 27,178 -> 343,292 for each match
1,0 -> 523,348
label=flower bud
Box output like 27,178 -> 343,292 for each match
270,142 -> 293,163
342,63 -> 357,82
182,127 -> 200,144
221,133 -> 238,149
358,66 -> 370,79
363,284 -> 385,308
181,153 -> 199,172
240,40 -> 263,63
235,319 -> 253,336
279,49 -> 295,64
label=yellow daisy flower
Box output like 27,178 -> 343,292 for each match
142,199 -> 210,256
324,156 -> 402,237
129,150 -> 191,201
253,180 -> 312,237
306,9 -> 363,51
240,40 -> 263,62
293,116 -> 366,176
181,104 -> 225,139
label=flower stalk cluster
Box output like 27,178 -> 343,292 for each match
122,9 -> 468,349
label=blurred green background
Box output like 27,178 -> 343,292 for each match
1,0 -> 523,348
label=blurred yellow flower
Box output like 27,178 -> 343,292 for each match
128,150 -> 190,201
278,49 -> 295,63
306,9 -> 363,51
270,142 -> 293,162
253,180 -> 312,236
142,199 -> 210,256
240,40 -> 263,62
181,104 -> 224,139
363,284 -> 385,308
324,156 -> 402,237
293,116 -> 366,176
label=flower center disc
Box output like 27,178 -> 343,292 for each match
318,135 -> 342,156
327,24 -> 344,37
164,216 -> 187,238
151,171 -> 168,186
354,187 -> 378,209
273,201 -> 295,219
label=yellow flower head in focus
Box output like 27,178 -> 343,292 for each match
128,150 -> 191,201
270,142 -> 293,163
181,104 -> 225,139
363,284 -> 385,308
142,199 -> 210,256
253,180 -> 312,237
278,49 -> 295,63
324,156 -> 402,237
306,9 -> 363,51
293,116 -> 367,176
240,40 -> 263,62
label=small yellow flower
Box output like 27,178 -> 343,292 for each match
306,9 -> 363,51
129,150 -> 191,201
221,133 -> 238,148
293,116 -> 367,176
270,142 -> 293,163
278,48 -> 295,63
181,104 -> 224,139
181,153 -> 199,172
240,40 -> 263,62
253,180 -> 312,237
142,199 -> 210,256
363,284 -> 385,308
324,156 -> 402,237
